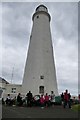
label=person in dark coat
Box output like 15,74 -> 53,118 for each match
26,91 -> 33,107
61,92 -> 64,105
17,93 -> 23,106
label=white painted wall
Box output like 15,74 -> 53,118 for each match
0,82 -> 22,98
5,84 -> 22,94
22,5 -> 58,96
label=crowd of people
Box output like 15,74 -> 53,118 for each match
2,91 -> 55,108
16,91 -> 55,108
2,89 -> 80,109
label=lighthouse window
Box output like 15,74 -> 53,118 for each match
40,75 -> 44,79
11,88 -> 16,93
37,15 -> 39,18
39,86 -> 44,94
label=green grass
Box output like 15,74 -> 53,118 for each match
72,104 -> 80,111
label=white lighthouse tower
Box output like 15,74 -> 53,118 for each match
22,5 -> 58,95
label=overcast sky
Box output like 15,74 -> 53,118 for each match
1,2 -> 78,95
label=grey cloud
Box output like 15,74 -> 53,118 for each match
45,3 -> 78,46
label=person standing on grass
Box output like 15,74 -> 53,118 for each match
63,90 -> 71,108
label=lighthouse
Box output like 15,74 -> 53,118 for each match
22,5 -> 58,95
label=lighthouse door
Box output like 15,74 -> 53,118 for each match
39,86 -> 44,94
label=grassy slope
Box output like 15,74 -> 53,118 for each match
72,104 -> 80,111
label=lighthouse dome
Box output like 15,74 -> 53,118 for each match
36,4 -> 48,13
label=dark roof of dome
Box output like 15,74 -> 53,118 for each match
36,4 -> 48,11
0,77 -> 9,84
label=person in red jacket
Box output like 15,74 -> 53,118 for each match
63,89 -> 71,108
44,93 -> 49,107
40,94 -> 45,108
